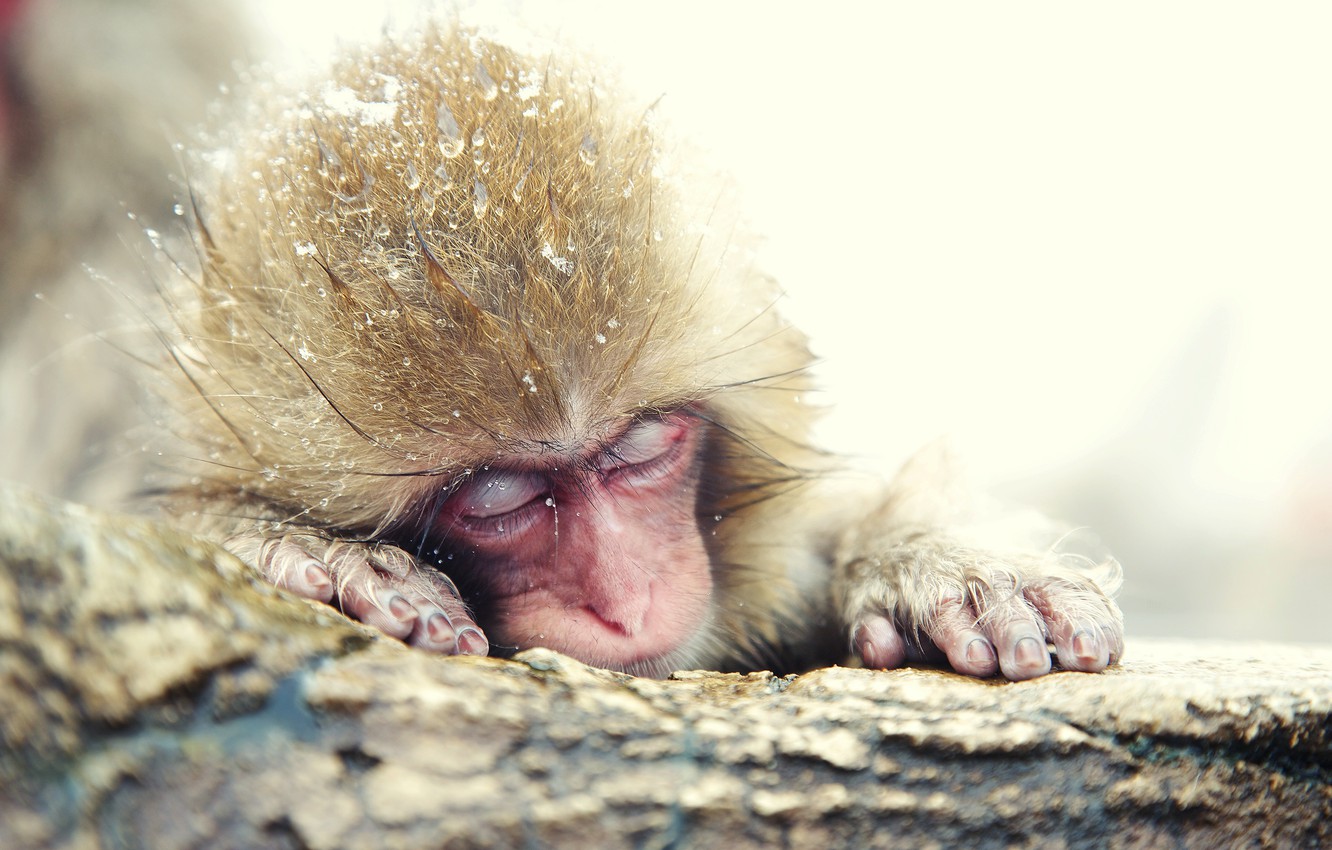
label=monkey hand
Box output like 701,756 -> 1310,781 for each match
834,538 -> 1124,681
225,531 -> 489,656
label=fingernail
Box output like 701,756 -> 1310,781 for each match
426,613 -> 456,645
386,594 -> 415,622
852,624 -> 872,656
1072,631 -> 1098,662
456,627 -> 488,655
852,624 -> 884,668
965,638 -> 996,665
1016,637 -> 1045,668
304,564 -> 331,591
859,638 -> 877,662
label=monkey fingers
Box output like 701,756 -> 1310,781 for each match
1021,578 -> 1123,674
918,593 -> 1005,678
965,578 -> 1055,681
852,616 -> 910,671
228,531 -> 487,655
228,532 -> 335,603
842,542 -> 1126,680
321,541 -> 488,655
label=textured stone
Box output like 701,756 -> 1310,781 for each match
1,482 -> 1328,849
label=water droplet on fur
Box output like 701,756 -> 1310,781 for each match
595,333 -> 606,344
452,410 -> 461,418
578,134 -> 598,166
437,98 -> 464,158
373,402 -> 383,411
316,140 -> 342,174
434,162 -> 454,190
416,190 -> 437,218
404,161 -> 421,190
512,160 -> 534,201
545,497 -> 555,507
540,242 -> 574,275
471,126 -> 486,149
475,63 -> 499,101
402,356 -> 411,366
606,318 -> 620,329
172,203 -> 185,216
472,179 -> 489,218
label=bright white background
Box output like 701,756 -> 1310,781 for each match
248,1 -> 1332,643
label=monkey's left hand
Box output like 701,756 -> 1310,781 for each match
225,530 -> 489,656
834,534 -> 1124,681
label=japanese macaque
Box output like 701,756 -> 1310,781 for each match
152,26 -> 1123,680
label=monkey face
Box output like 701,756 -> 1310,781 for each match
426,410 -> 713,675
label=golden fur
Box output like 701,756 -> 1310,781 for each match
157,27 -> 830,669
150,25 -> 1123,677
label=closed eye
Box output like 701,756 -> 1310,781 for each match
596,414 -> 693,484
456,469 -> 546,517
444,468 -> 551,539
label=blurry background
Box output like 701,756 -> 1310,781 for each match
3,0 -> 1329,643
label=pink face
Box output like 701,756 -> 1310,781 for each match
430,411 -> 714,675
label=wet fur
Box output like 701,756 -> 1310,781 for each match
151,26 -> 1121,675
156,27 -> 830,671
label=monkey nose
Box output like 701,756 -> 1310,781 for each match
582,584 -> 652,636
583,591 -> 650,639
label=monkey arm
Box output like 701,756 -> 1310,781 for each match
829,448 -> 1124,681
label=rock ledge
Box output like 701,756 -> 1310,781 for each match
2,484 -> 1328,849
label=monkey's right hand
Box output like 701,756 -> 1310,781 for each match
225,531 -> 489,656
